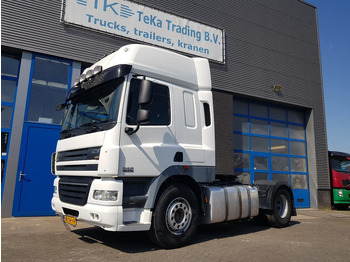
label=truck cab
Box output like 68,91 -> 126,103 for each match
52,44 -> 295,248
329,151 -> 350,210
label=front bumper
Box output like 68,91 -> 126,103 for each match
333,188 -> 350,204
52,196 -> 123,231
51,177 -> 152,231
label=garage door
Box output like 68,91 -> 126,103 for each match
233,98 -> 309,208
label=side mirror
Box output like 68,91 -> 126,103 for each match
138,80 -> 153,105
125,80 -> 153,135
137,109 -> 151,124
125,109 -> 151,135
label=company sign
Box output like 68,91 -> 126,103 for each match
61,0 -> 225,63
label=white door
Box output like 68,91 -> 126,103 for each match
119,77 -> 178,177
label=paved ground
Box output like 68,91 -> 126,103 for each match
2,208 -> 350,262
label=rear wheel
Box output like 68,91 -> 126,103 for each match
253,212 -> 269,226
149,185 -> 199,248
266,188 -> 292,227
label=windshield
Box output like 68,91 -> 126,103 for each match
331,158 -> 350,173
60,77 -> 125,139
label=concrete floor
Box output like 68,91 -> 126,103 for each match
2,208 -> 350,261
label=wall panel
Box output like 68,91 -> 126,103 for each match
2,0 -> 329,190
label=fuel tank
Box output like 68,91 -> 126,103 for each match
201,185 -> 259,224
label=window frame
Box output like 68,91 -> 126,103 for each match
1,52 -> 21,192
126,78 -> 171,126
24,54 -> 72,125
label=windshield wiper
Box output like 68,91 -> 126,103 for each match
79,122 -> 103,133
60,128 -> 74,138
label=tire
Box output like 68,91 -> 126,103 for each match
253,212 -> 269,226
266,188 -> 292,228
149,185 -> 199,249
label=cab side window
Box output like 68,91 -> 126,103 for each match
127,79 -> 170,125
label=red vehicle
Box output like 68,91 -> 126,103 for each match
329,151 -> 350,210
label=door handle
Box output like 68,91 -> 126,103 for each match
19,171 -> 31,182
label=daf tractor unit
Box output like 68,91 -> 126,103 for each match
51,44 -> 296,248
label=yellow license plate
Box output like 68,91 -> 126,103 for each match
64,215 -> 77,227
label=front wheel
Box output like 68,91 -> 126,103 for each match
266,188 -> 292,228
149,185 -> 199,248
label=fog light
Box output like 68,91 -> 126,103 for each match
93,190 -> 118,201
338,190 -> 343,197
90,213 -> 100,221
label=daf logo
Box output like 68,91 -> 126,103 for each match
75,0 -> 135,19
123,167 -> 134,173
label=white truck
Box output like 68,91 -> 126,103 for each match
51,44 -> 296,248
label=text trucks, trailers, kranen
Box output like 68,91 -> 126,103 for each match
51,44 -> 296,248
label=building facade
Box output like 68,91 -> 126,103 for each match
1,0 -> 329,217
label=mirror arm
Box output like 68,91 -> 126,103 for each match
124,124 -> 140,135
56,102 -> 67,111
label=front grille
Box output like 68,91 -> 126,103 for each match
59,176 -> 93,206
57,164 -> 98,171
57,147 -> 101,162
342,180 -> 350,187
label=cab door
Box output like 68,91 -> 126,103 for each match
119,77 -> 177,177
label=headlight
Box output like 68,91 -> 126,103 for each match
338,190 -> 343,197
86,69 -> 94,79
93,65 -> 102,75
73,78 -> 80,86
93,190 -> 118,201
80,74 -> 87,83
